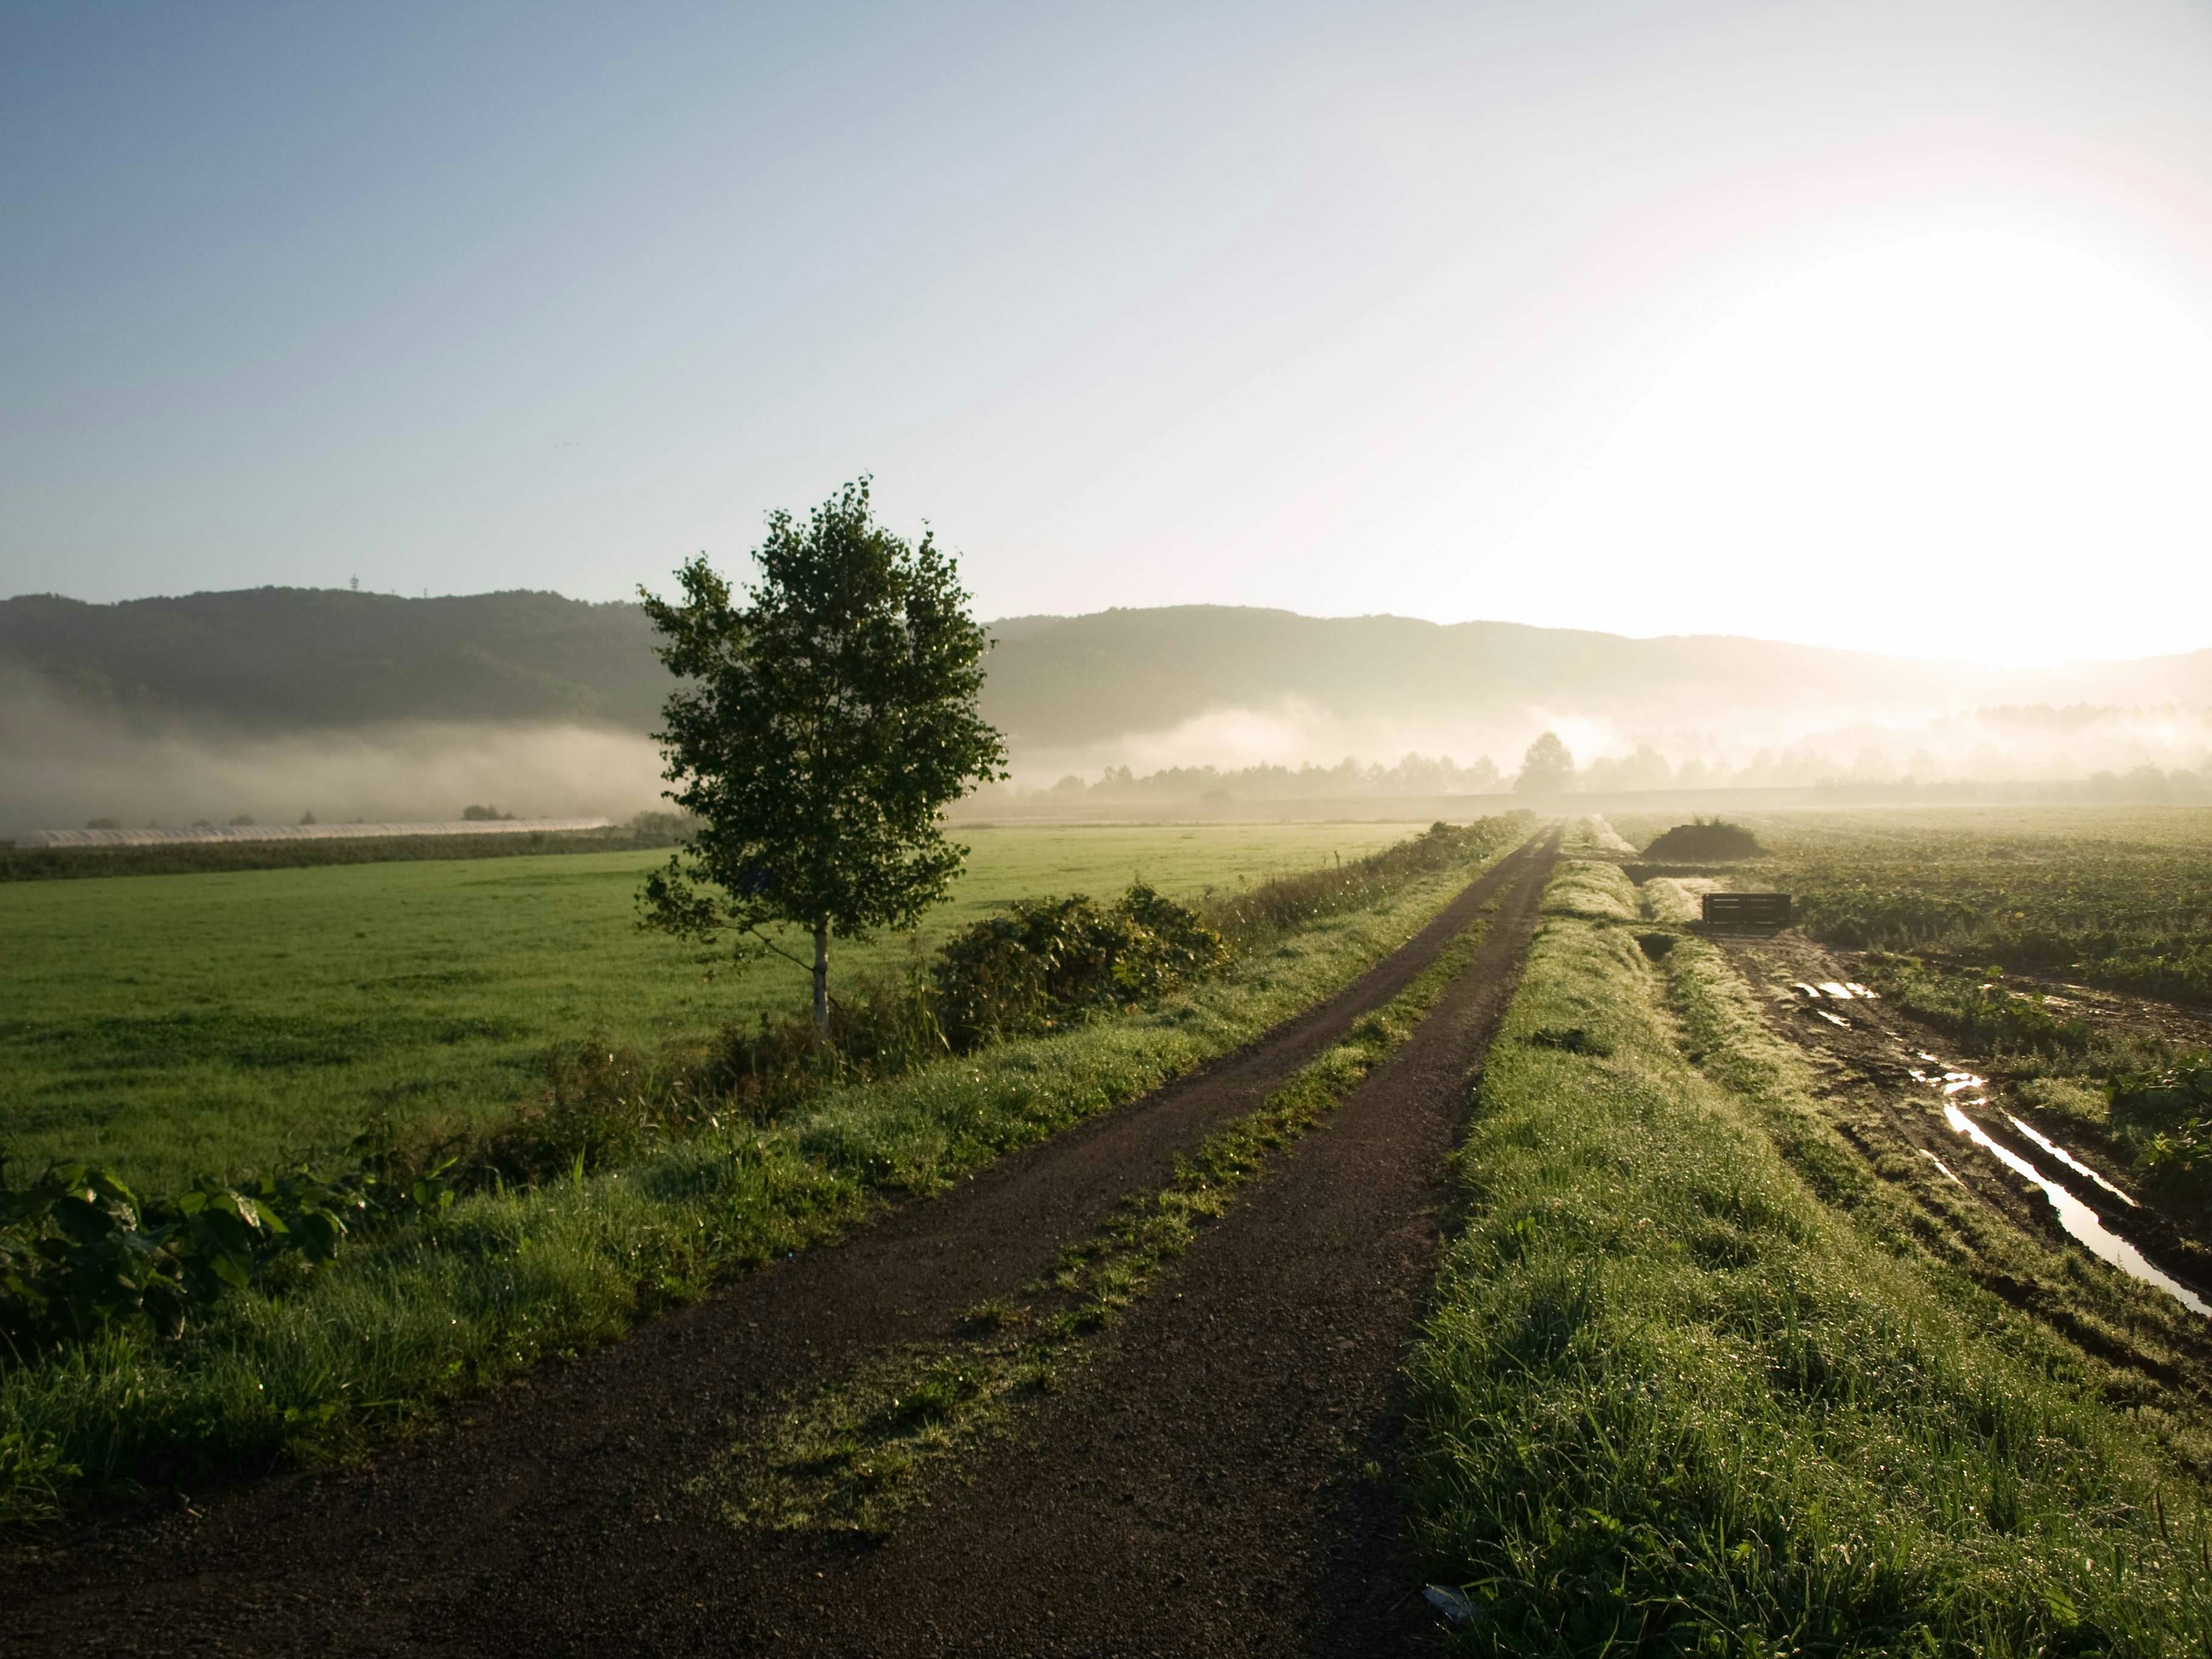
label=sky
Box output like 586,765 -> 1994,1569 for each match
6,0 -> 2212,666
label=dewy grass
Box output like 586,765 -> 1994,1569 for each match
1615,804 -> 2212,1007
0,820 -> 1434,1189
1407,858 -> 2212,1656
0,831 -> 1523,1529
699,918 -> 1495,1537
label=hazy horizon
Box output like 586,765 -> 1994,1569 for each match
7,3 -> 2212,669
8,592 -> 2212,836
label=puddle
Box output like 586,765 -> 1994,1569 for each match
1845,982 -> 1877,999
1917,1148 -> 1966,1187
1815,1010 -> 1850,1029
1910,1065 -> 1988,1096
1817,981 -> 1857,1000
1791,983 -> 1823,999
2005,1115 -> 2140,1207
1940,1103 -> 2207,1316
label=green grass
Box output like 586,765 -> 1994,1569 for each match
701,914 -> 1496,1537
0,821 -> 1428,1188
0,823 -> 1525,1528
1408,858 -> 2212,1655
1613,805 -> 2212,1005
1612,805 -> 2212,1206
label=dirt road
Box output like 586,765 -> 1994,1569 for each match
2,831 -> 1559,1657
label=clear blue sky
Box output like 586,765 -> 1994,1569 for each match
8,1 -> 2212,663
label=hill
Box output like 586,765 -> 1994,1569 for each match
0,588 -> 665,731
5,589 -> 2211,795
0,588 -> 2103,740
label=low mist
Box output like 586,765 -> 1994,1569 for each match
0,668 -> 668,839
1002,696 -> 2212,797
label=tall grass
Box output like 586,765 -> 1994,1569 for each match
1408,859 -> 2212,1655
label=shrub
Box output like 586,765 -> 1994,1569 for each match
2110,1054 -> 2212,1199
0,1157 -> 384,1353
1203,819 -> 1525,946
931,884 -> 1228,1051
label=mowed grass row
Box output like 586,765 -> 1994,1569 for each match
1408,851 -> 2212,1656
0,821 -> 1423,1187
0,823 -> 1527,1527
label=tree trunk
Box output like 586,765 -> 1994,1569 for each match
812,918 -> 830,1036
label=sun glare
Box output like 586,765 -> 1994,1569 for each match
1480,232 -> 2212,665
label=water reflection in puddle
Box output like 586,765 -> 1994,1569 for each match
1917,1148 -> 1965,1187
2005,1114 -> 2140,1207
1908,1065 -> 1987,1096
1938,1103 -> 2207,1316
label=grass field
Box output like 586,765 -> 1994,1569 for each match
1613,805 -> 2212,1216
0,822 -> 1426,1189
1613,804 -> 2212,1003
0,819 -> 1526,1527
1410,847 -> 2212,1654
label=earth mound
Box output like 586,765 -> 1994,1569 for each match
1642,819 -> 1762,861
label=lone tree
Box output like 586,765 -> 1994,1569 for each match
1514,730 -> 1575,794
639,479 -> 1008,1031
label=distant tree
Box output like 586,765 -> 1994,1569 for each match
461,804 -> 514,821
639,479 -> 1008,1031
228,813 -> 256,826
1514,731 -> 1575,794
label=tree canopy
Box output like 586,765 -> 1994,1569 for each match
1514,730 -> 1575,794
639,479 -> 1007,1027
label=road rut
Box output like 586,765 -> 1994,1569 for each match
2,831 -> 1559,1656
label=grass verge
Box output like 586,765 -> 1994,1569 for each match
1407,858 -> 2212,1656
0,830 -> 1526,1531
695,916 -> 1494,1537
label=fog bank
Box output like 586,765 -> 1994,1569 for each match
1004,698 -> 2212,796
0,669 -> 666,839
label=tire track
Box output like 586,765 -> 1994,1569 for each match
2,833 -> 1554,1656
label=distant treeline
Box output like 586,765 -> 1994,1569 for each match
1012,753 -> 1507,801
0,814 -> 692,882
997,749 -> 2212,803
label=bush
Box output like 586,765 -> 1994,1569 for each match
0,1156 -> 399,1354
932,884 -> 1229,1051
1642,817 -> 1762,861
1203,819 -> 1527,946
2110,1054 -> 2212,1199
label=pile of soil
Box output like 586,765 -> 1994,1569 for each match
1642,819 -> 1762,861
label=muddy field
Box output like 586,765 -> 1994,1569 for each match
1713,932 -> 2212,1393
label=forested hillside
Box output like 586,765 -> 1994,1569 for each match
6,588 -> 2211,758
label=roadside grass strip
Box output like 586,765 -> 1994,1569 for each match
1409,859 -> 2212,1656
0,842 -> 1520,1529
1640,877 -> 1718,927
698,920 -> 1497,1537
